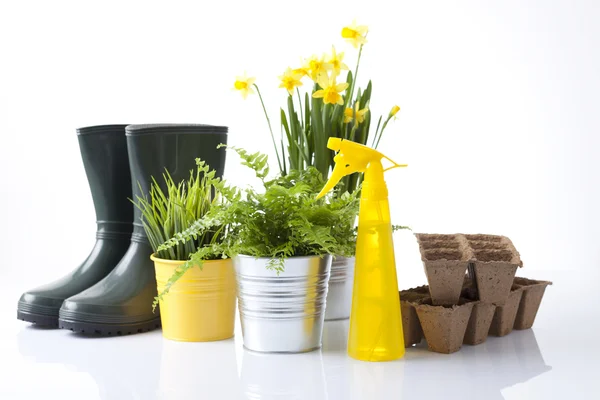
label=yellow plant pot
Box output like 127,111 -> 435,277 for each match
152,255 -> 236,342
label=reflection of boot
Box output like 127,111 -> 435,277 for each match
59,124 -> 227,335
17,327 -> 162,399
17,125 -> 132,327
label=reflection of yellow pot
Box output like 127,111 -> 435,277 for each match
151,255 -> 236,342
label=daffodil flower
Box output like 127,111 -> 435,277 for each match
341,20 -> 368,48
305,54 -> 330,82
279,68 -> 303,96
327,46 -> 349,76
313,73 -> 349,105
292,67 -> 309,78
344,103 -> 369,124
233,73 -> 256,99
389,105 -> 401,119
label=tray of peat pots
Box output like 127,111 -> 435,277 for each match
464,234 -> 523,304
157,147 -> 360,353
399,285 -> 430,347
133,160 -> 236,342
513,277 -> 552,330
414,297 -> 476,354
415,234 -> 473,306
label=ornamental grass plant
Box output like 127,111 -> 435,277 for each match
132,160 -> 225,261
132,160 -> 227,308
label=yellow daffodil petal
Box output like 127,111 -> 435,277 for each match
316,74 -> 330,90
312,90 -> 325,98
341,27 -> 356,38
292,67 -> 307,77
344,108 -> 353,123
335,82 -> 349,92
356,107 -> 369,123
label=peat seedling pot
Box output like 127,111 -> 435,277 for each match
488,285 -> 524,337
234,255 -> 332,353
152,255 -> 236,342
513,277 -> 552,330
399,285 -> 430,347
415,298 -> 475,354
461,287 -> 496,346
415,234 -> 472,306
465,235 -> 523,304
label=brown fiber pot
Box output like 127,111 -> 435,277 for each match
399,286 -> 430,347
513,277 -> 552,330
488,285 -> 523,337
460,285 -> 495,345
465,235 -> 523,305
415,234 -> 472,306
463,302 -> 496,345
415,299 -> 475,354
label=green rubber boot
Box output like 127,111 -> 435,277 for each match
59,124 -> 227,335
17,125 -> 133,327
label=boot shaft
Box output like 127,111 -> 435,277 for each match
77,125 -> 133,238
125,124 -> 228,243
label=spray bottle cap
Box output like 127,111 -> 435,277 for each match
316,138 -> 406,199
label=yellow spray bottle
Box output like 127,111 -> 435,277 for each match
317,137 -> 406,361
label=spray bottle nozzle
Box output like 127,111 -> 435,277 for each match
316,138 -> 406,199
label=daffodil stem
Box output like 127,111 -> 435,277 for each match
296,88 -> 304,130
374,116 -> 392,148
350,124 -> 358,142
346,44 -> 364,108
371,116 -> 382,148
254,84 -> 284,173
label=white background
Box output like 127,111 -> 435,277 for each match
0,1 -> 599,398
1,0 -> 598,285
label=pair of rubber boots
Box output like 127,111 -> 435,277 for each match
17,124 -> 227,335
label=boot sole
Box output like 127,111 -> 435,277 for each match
58,317 -> 161,336
17,310 -> 59,328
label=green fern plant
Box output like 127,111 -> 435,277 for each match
154,145 -> 360,302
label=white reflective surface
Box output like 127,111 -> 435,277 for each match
3,271 -> 597,399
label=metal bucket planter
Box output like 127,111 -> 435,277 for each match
234,255 -> 332,353
324,256 -> 355,321
152,256 -> 236,342
159,338 -> 240,398
241,350 -> 327,399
